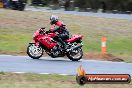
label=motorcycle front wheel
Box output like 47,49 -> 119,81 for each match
67,48 -> 83,61
27,43 -> 43,59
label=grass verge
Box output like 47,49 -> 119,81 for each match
0,72 -> 132,88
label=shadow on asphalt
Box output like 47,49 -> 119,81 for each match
29,58 -> 82,63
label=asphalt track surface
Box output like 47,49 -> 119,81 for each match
0,55 -> 132,76
25,7 -> 132,20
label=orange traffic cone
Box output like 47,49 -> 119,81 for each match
101,36 -> 107,54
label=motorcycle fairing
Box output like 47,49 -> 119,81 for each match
38,36 -> 57,49
65,35 -> 82,43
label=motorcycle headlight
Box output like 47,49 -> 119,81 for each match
33,34 -> 35,38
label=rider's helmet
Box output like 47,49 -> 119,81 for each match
50,15 -> 59,25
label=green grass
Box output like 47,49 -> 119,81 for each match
0,72 -> 132,88
0,33 -> 31,52
0,9 -> 132,62
108,38 -> 132,53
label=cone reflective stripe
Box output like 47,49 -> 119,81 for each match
102,36 -> 107,54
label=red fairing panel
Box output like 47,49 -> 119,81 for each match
38,36 -> 56,49
65,35 -> 82,43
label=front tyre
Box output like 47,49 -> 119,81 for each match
27,43 -> 43,59
67,48 -> 83,61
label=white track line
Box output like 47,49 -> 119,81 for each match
12,72 -> 26,74
11,72 -> 71,76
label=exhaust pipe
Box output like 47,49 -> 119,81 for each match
68,43 -> 83,51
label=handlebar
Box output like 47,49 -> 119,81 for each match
45,31 -> 50,34
39,27 -> 46,34
41,27 -> 46,29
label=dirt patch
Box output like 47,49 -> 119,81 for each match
0,51 -> 26,56
84,53 -> 124,62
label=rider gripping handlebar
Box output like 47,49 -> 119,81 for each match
49,15 -> 69,51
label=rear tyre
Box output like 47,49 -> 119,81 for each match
27,43 -> 43,59
67,48 -> 83,61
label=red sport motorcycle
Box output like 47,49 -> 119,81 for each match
27,27 -> 83,61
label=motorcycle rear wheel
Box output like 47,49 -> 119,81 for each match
27,43 -> 43,59
67,48 -> 83,61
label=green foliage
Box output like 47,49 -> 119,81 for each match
30,0 -> 132,11
74,0 -> 132,11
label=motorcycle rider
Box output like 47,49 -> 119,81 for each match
49,15 -> 69,51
